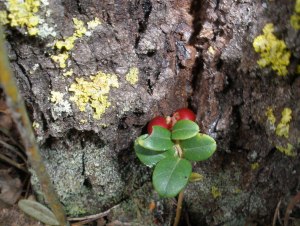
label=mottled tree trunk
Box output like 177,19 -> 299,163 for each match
2,0 -> 300,225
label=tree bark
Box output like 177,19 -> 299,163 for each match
1,0 -> 300,225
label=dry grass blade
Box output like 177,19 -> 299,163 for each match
284,192 -> 300,226
273,199 -> 282,226
0,27 -> 68,226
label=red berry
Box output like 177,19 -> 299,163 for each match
147,116 -> 169,134
172,108 -> 196,125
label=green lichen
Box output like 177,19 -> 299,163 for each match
69,71 -> 119,119
2,0 -> 41,36
276,143 -> 295,157
125,67 -> 139,85
291,0 -> 300,30
253,23 -> 291,76
275,107 -> 292,138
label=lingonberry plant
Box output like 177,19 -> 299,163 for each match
134,108 -> 217,225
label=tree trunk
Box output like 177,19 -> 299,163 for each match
2,0 -> 300,225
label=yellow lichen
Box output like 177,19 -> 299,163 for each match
4,0 -> 40,36
251,162 -> 259,170
52,17 -> 101,69
275,108 -> 292,138
211,186 -> 221,199
125,67 -> 139,85
32,121 -> 40,129
50,91 -> 64,104
87,17 -> 101,30
276,143 -> 296,157
69,71 -> 119,119
291,0 -> 300,30
51,53 -> 69,68
265,107 -> 276,126
63,69 -> 73,77
0,11 -> 9,25
253,23 -> 291,76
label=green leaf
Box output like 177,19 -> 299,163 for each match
18,199 -> 59,225
171,120 -> 199,140
138,126 -> 174,151
153,156 -> 192,197
135,136 -> 176,167
181,133 -> 217,161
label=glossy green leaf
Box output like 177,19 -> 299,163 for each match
153,156 -> 192,197
181,133 -> 217,161
138,126 -> 174,151
18,199 -> 59,225
171,120 -> 199,140
135,136 -> 176,167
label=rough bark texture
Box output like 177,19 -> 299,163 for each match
2,0 -> 300,225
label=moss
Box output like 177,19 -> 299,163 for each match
291,0 -> 300,30
211,186 -> 221,199
69,71 -> 119,119
276,143 -> 296,157
125,67 -> 139,85
275,107 -> 292,138
253,23 -> 291,76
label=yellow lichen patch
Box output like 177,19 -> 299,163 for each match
265,107 -> 276,126
125,67 -> 139,85
87,17 -> 101,30
32,121 -> 40,129
251,162 -> 259,170
253,23 -> 291,76
51,53 -> 69,68
276,108 -> 292,138
69,71 -> 119,119
0,11 -> 9,25
4,0 -> 40,36
276,143 -> 296,157
50,91 -> 64,104
291,0 -> 300,30
63,69 -> 73,77
211,186 -> 221,199
52,17 -> 101,69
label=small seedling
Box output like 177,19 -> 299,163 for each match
134,108 -> 217,226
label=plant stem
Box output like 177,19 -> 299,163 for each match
173,190 -> 184,226
0,28 -> 68,226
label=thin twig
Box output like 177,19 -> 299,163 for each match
0,153 -> 28,173
0,27 -> 68,226
68,205 -> 119,221
173,190 -> 184,226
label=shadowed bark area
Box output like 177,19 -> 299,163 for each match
1,0 -> 299,225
